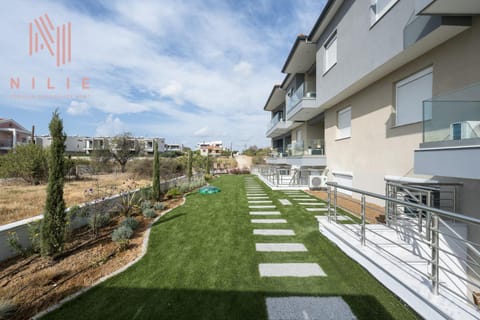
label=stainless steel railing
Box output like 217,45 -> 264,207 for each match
326,182 -> 480,305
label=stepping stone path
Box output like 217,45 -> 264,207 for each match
256,243 -> 307,252
244,179 -> 344,318
266,297 -> 355,320
249,205 -> 276,209
259,263 -> 326,277
278,199 -> 292,206
306,208 -> 328,212
253,229 -> 295,236
249,211 -> 281,216
251,219 -> 287,224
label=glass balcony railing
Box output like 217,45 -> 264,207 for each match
286,139 -> 325,157
423,100 -> 480,143
286,82 -> 316,114
267,113 -> 282,131
0,138 -> 13,148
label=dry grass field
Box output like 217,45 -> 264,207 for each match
0,173 -> 151,226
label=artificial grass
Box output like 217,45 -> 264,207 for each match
43,175 -> 418,320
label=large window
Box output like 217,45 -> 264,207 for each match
324,31 -> 337,73
395,67 -> 433,126
337,106 -> 351,139
370,0 -> 399,25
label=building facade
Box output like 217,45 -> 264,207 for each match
262,0 -> 480,214
0,118 -> 31,154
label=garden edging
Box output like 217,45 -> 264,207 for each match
32,195 -> 187,319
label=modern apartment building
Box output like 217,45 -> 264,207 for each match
36,135 -> 166,155
262,0 -> 480,211
0,118 -> 31,154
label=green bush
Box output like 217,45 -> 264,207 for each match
121,217 -> 139,230
142,208 -> 156,218
89,213 -> 111,230
139,186 -> 153,202
166,187 -> 181,198
154,202 -> 165,210
6,231 -> 26,257
0,143 -> 48,184
204,174 -> 213,182
127,158 -> 153,178
141,200 -> 152,210
111,225 -> 133,249
28,221 -> 41,254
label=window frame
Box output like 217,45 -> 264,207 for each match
395,67 -> 433,127
323,30 -> 337,74
370,0 -> 399,26
336,106 -> 352,140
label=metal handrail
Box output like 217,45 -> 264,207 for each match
326,182 -> 480,225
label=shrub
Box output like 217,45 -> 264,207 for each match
154,202 -> 165,210
89,213 -> 111,230
204,174 -> 213,182
178,183 -> 189,194
121,217 -> 139,230
6,231 -> 26,257
152,141 -> 161,201
0,143 -> 48,184
127,158 -> 153,179
28,221 -> 41,254
165,187 -> 181,198
139,186 -> 153,202
141,200 -> 152,210
111,225 -> 133,249
142,208 -> 156,218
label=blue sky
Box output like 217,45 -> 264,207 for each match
0,0 -> 326,150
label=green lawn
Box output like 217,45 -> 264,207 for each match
43,175 -> 418,319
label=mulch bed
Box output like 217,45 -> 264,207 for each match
0,197 -> 183,320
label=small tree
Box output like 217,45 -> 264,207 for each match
152,141 -> 161,201
41,110 -> 67,256
205,155 -> 211,175
187,150 -> 193,181
109,133 -> 142,173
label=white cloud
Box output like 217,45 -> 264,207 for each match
67,101 -> 89,115
95,114 -> 126,137
233,61 -> 253,77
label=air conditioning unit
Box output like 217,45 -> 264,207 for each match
309,175 -> 327,189
450,121 -> 480,140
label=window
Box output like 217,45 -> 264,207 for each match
337,106 -> 351,139
324,31 -> 337,73
395,67 -> 433,126
371,0 -> 399,24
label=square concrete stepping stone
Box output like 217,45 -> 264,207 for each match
336,215 -> 353,221
248,200 -> 273,203
253,229 -> 295,236
266,297 -> 355,320
256,243 -> 307,252
249,205 -> 276,209
247,196 -> 269,199
259,263 -> 326,277
246,194 -> 267,196
249,211 -> 281,215
293,198 -> 317,201
306,208 -> 328,212
278,199 -> 292,205
298,202 -> 324,206
251,219 -> 287,224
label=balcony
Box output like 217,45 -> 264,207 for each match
0,138 -> 13,150
415,0 -> 480,15
414,100 -> 480,179
286,83 -> 318,121
266,139 -> 326,167
266,113 -> 293,138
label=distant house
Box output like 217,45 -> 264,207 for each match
0,118 -> 31,154
197,141 -> 224,157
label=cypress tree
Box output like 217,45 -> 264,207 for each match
152,141 -> 161,201
187,150 -> 193,182
41,110 -> 67,256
